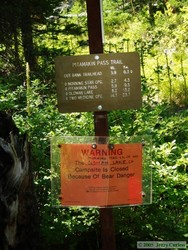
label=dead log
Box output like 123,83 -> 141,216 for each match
0,112 -> 39,250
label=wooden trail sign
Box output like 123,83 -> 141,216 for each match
54,0 -> 143,249
55,52 -> 141,113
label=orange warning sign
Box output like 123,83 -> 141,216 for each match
59,143 -> 142,207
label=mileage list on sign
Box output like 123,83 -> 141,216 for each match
55,52 -> 141,113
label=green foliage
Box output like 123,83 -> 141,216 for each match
102,2 -> 188,106
0,0 -> 188,249
113,106 -> 188,249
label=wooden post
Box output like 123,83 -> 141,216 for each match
86,0 -> 103,54
86,1 -> 116,249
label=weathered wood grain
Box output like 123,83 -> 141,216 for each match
0,112 -> 38,249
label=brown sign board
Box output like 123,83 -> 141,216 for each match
55,52 -> 141,113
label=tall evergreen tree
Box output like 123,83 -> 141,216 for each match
0,0 -> 62,72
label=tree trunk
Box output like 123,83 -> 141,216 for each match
12,23 -> 22,72
20,1 -> 37,71
148,1 -> 155,25
0,112 -> 39,250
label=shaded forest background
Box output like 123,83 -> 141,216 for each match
0,0 -> 187,249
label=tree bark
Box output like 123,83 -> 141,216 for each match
0,112 -> 39,250
20,1 -> 37,71
148,1 -> 155,25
